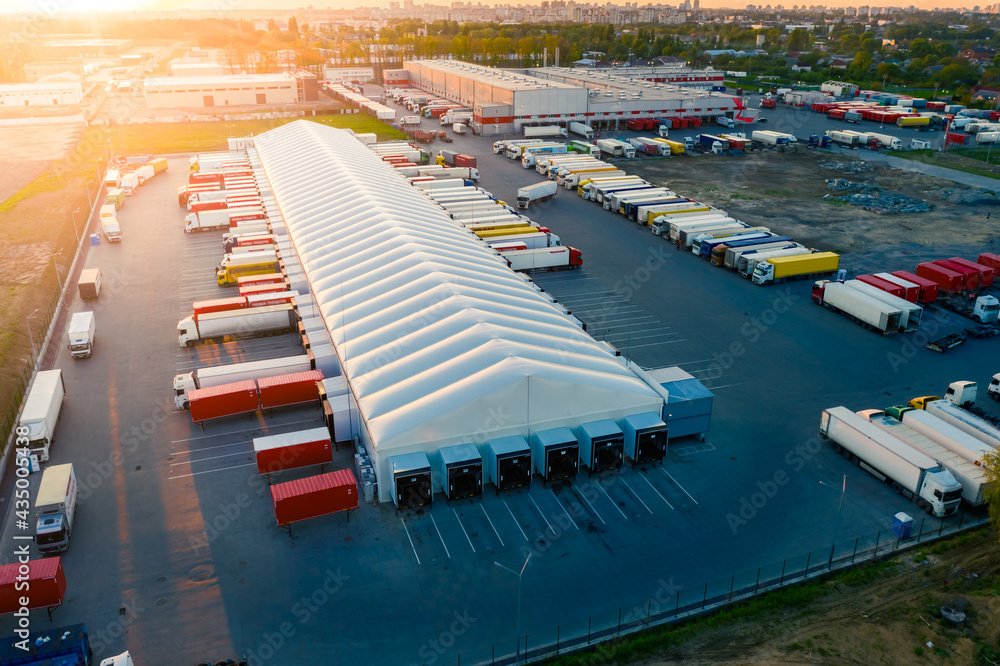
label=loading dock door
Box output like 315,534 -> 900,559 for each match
395,472 -> 431,509
496,454 -> 530,492
590,435 -> 624,473
446,465 -> 481,501
634,428 -> 668,465
545,447 -> 579,483
203,95 -> 214,107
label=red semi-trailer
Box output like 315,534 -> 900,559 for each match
857,275 -> 906,299
0,557 -> 66,615
891,271 -> 939,303
979,253 -> 1000,271
188,380 -> 260,424
874,273 -> 920,303
271,468 -> 359,526
947,257 -> 994,288
237,273 -> 288,290
254,426 -> 333,474
916,262 -> 965,294
258,370 -> 324,410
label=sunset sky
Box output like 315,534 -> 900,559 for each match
2,0 -> 981,13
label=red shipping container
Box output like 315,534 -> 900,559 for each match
979,253 -> 1000,271
271,468 -> 359,526
254,427 -> 332,474
240,282 -> 288,297
828,109 -> 845,119
245,291 -> 296,309
946,132 -> 968,145
892,271 -> 938,303
257,370 -> 324,410
192,297 -> 248,317
455,154 -> 477,169
857,275 -> 905,299
0,557 -> 66,614
190,199 -> 228,213
189,380 -> 259,424
626,119 -> 644,131
916,262 -> 964,294
933,259 -> 979,291
237,273 -> 287,290
948,257 -> 994,287
875,273 -> 919,302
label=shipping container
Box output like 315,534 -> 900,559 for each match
891,270 -> 939,303
257,370 -> 324,410
946,257 -> 993,288
874,272 -> 920,303
916,262 -> 965,293
623,412 -> 668,465
188,379 -> 259,424
933,259 -> 980,291
978,253 -> 1000,271
486,435 -> 532,493
576,419 -> 624,474
857,275 -> 906,299
531,427 -> 579,483
0,557 -> 65,614
438,442 -> 483,502
270,468 -> 358,526
254,427 -> 333,474
389,451 -> 432,509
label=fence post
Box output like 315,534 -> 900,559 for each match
729,575 -> 734,601
804,553 -> 811,577
779,560 -> 786,585
828,544 -> 835,570
938,518 -> 944,536
959,511 -> 965,529
917,518 -> 924,541
617,608 -> 621,635
646,600 -> 651,625
874,531 -> 881,555
754,568 -> 760,593
556,626 -> 560,652
852,537 -> 858,563
492,645 -> 494,665
587,617 -> 591,643
702,583 -> 707,609
674,592 -> 679,617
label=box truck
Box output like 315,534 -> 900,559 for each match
177,303 -> 298,348
819,406 -> 961,517
569,122 -> 595,140
517,181 -> 558,209
35,463 -> 78,554
17,369 -> 64,462
174,354 -> 314,409
100,215 -> 122,242
867,413 -> 989,508
67,311 -> 96,359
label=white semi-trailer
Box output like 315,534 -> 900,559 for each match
177,303 -> 298,348
819,406 -> 962,517
925,399 -> 1000,450
173,354 -> 314,409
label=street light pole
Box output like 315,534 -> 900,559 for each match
71,208 -> 81,243
822,474 -> 847,569
26,309 -> 39,365
51,250 -> 64,299
495,554 -> 531,664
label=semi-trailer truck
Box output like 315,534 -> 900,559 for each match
925,398 -> 1000,450
485,232 -> 561,249
738,246 -> 811,277
517,181 -> 558,209
495,138 -> 545,154
216,251 -> 280,287
177,303 -> 298,348
35,463 -> 78,554
563,168 -> 624,189
722,241 -> 799,270
506,142 -> 563,159
67,311 -> 96,359
866,413 -> 989,507
596,138 -> 635,158
568,122 -> 595,140
667,219 -> 742,243
185,207 -> 266,233
501,246 -> 583,272
521,145 -> 569,168
811,280 -> 903,334
100,215 -> 122,242
17,369 -> 64,462
844,279 -> 923,332
819,406 -> 962,517
174,354 -> 314,409
898,409 -> 995,468
710,236 -> 791,266
585,178 -> 647,201
752,252 -> 840,285
523,125 -> 568,138
694,232 -> 773,258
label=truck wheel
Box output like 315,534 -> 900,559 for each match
185,341 -> 194,348
891,482 -> 903,494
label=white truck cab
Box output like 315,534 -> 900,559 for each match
988,373 -> 1000,401
945,381 -> 977,408
100,651 -> 133,666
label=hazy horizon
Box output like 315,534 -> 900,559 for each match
0,0 -> 986,13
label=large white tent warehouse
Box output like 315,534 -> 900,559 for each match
253,121 -> 665,501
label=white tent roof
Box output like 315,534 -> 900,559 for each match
253,121 -> 663,454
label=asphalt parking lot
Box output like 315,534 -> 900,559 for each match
2,100 -> 998,666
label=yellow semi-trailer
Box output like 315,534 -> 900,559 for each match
752,252 -> 840,285
474,225 -> 540,239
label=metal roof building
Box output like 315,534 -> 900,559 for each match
252,120 -> 665,502
143,73 -> 298,108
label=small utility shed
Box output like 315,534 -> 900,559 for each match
252,121 -> 665,503
647,366 -> 714,441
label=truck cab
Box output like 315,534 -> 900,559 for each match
972,295 -> 1000,323
988,373 -> 1000,401
100,651 -> 134,666
945,381 -> 977,408
907,396 -> 939,410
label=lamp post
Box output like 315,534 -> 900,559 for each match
26,309 -> 39,365
495,554 -> 531,664
51,250 -> 64,299
821,474 -> 847,569
71,208 -> 81,244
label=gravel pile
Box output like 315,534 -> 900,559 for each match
925,187 -> 1000,204
826,178 -> 867,191
820,160 -> 874,173
824,185 -> 933,214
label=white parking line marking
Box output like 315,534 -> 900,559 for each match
429,513 -> 451,559
704,382 -> 745,390
627,340 -> 687,349
662,469 -> 700,505
400,518 -> 421,565
550,489 -> 578,530
638,471 -> 675,510
503,500 -> 529,542
574,485 -> 605,524
620,478 -> 653,514
529,494 -> 556,534
170,418 -> 316,443
453,509 -> 475,553
481,505 -> 504,547
170,450 -> 251,466
596,482 -> 628,520
168,462 -> 257,480
171,440 -> 250,456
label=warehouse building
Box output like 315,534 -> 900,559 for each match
0,74 -> 83,106
252,121 -> 668,503
323,67 -> 375,83
143,73 -> 299,108
401,60 -> 741,134
170,61 -> 228,77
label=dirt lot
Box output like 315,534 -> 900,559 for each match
0,125 -> 83,202
627,149 -> 1000,276
632,527 -> 1000,666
